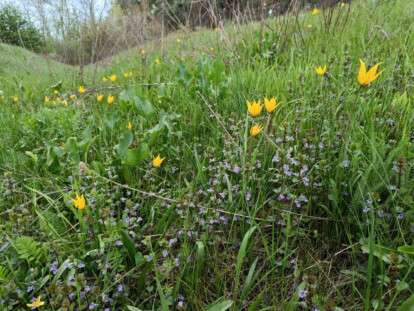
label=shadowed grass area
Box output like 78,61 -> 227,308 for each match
1,1 -> 414,310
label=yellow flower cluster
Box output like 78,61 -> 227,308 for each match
247,97 -> 278,118
247,97 -> 278,137
96,94 -> 115,105
314,59 -> 382,86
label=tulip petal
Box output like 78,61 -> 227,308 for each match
358,59 -> 367,85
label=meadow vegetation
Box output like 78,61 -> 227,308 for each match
1,0 -> 414,310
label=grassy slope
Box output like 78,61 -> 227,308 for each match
1,0 -> 414,310
0,43 -> 77,89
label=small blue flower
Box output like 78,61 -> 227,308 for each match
117,284 -> 124,293
232,166 -> 241,174
50,261 -> 59,275
362,207 -> 370,214
298,289 -> 308,300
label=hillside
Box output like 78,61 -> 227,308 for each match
1,0 -> 414,310
0,43 -> 77,89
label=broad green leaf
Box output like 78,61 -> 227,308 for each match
124,144 -> 150,166
205,299 -> 233,311
397,246 -> 414,256
115,131 -> 133,157
398,294 -> 414,311
134,96 -> 154,117
134,252 -> 145,267
235,226 -> 257,293
360,238 -> 393,264
64,137 -> 80,162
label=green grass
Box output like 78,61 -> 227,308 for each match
1,0 -> 414,310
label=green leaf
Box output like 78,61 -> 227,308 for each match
127,307 -> 143,311
134,96 -> 154,117
0,265 -> 10,284
235,226 -> 257,294
134,252 -> 145,267
25,151 -> 38,162
119,90 -> 131,102
124,143 -> 150,166
120,230 -> 137,262
241,258 -> 259,300
396,281 -> 409,292
12,236 -> 43,263
398,294 -> 414,311
104,114 -> 118,130
115,131 -> 133,157
64,137 -> 80,162
360,238 -> 393,264
397,246 -> 414,256
205,299 -> 233,311
49,80 -> 63,91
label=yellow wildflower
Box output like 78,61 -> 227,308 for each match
250,124 -> 263,137
53,90 -> 59,95
69,94 -> 77,101
247,100 -> 263,117
357,59 -> 382,86
127,121 -> 133,130
78,86 -> 86,94
44,96 -> 50,103
96,94 -> 104,102
264,97 -> 277,113
155,58 -> 161,65
107,95 -> 115,105
63,100 -> 68,107
315,65 -> 328,76
123,71 -> 133,78
152,155 -> 165,168
109,74 -> 118,82
311,8 -> 321,15
12,96 -> 19,103
72,194 -> 86,210
27,297 -> 45,309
